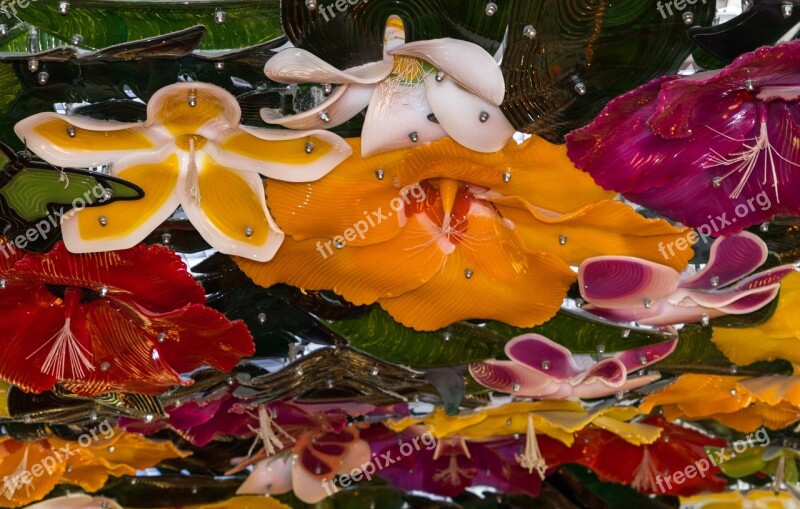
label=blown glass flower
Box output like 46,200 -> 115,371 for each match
566,41 -> 800,234
0,239 -> 254,395
578,233 -> 792,326
15,82 -> 351,260
236,136 -> 691,330
263,17 -> 514,156
469,333 -> 676,399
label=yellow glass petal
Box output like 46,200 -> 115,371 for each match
710,402 -> 800,433
85,432 -> 188,470
198,496 -> 292,509
0,380 -> 10,418
713,272 -> 800,365
494,197 -> 693,271
265,138 -> 409,245
221,131 -> 333,165
396,136 -> 613,214
235,215 -> 443,306
76,154 -> 179,242
378,215 -> 575,330
737,376 -> 800,406
199,156 -> 269,247
681,490 -> 796,509
57,450 -> 113,492
33,118 -> 154,152
155,85 -> 230,135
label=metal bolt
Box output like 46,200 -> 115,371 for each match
408,131 -> 419,143
371,366 -> 379,376
58,1 -> 69,15
783,1 -> 794,18
0,25 -> 7,37
558,234 -> 567,245
712,176 -> 723,188
643,298 -> 651,308
435,71 -> 445,82
375,169 -> 385,180
485,2 -> 497,16
305,0 -> 318,9
187,93 -> 197,107
67,125 -> 76,137
710,276 -> 720,287
322,83 -> 332,94
70,34 -> 83,46
541,360 -> 551,370
214,9 -> 226,24
161,232 -> 171,245
479,111 -> 490,123
621,329 -> 630,338
144,414 -> 154,423
98,216 -> 108,227
38,71 -> 49,85
98,285 -> 108,297
464,268 -> 474,279
100,361 -> 110,371
442,331 -> 452,341
244,226 -> 254,237
574,81 -> 587,95
258,312 -> 267,325
682,11 -> 694,24
107,445 -> 115,453
744,79 -> 756,92
523,25 -> 537,39
0,279 -> 6,289
305,142 -> 315,154
596,344 -> 605,354
639,355 -> 648,365
28,59 -> 39,72
512,383 -> 520,392
214,61 -> 225,70
502,171 -> 511,182
319,111 -> 331,123
701,314 -> 710,326
157,332 -> 166,343
334,238 -> 344,249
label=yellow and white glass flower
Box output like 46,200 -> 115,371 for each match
15,82 -> 352,261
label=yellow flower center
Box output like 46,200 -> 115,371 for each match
175,134 -> 207,152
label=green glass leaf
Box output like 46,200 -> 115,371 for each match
7,0 -> 283,52
560,465 -> 676,509
706,446 -> 765,478
500,0 -> 716,142
327,307 -> 506,368
486,309 -> 673,355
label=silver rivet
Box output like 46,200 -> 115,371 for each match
760,222 -> 770,232
327,377 -> 334,388
98,285 -> 108,297
710,276 -> 720,287
244,226 -> 254,237
103,190 -> 112,201
305,142 -> 315,154
188,93 -> 197,107
621,329 -> 630,338
375,169 -> 385,180
305,0 -> 318,9
319,111 -> 331,123
70,34 -> 83,46
512,383 -> 520,392
157,332 -> 166,343
541,360 -> 551,370
28,59 -> 39,72
793,261 -> 800,271
729,365 -> 738,374
442,331 -> 452,341
214,61 -> 225,70
37,71 -> 48,85
98,216 -> 108,227
730,389 -> 737,396
701,313 -> 710,326
371,366 -> 379,376
682,11 -> 694,24
144,413 -> 154,423
295,366 -> 303,376
408,131 -> 419,143
783,1 -> 793,18
464,268 -> 474,279
100,361 -> 110,371
744,0 -> 753,10
214,9 -> 226,23
161,232 -> 171,245
485,2 -> 497,15
523,25 -> 537,39
574,81 -> 587,95
130,479 -> 137,485
744,79 -> 756,93
58,1 -> 69,14
227,375 -> 235,385
107,445 -> 115,453
575,298 -> 585,308
502,171 -> 511,182
596,344 -> 605,354
333,238 -> 344,249
191,485 -> 198,494
643,298 -> 651,308
322,83 -> 332,94
257,312 -> 267,325
506,418 -> 512,425
663,436 -> 670,443
558,234 -> 567,245
67,125 -> 76,137
435,71 -> 445,82
0,279 -> 7,289
0,25 -> 7,37
639,355 -> 648,366
712,176 -> 723,188
615,392 -> 624,400
479,111 -> 490,123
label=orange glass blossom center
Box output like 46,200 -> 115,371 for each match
175,134 -> 207,151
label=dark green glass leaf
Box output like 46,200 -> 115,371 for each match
500,0 -> 715,142
98,475 -> 240,507
281,0 -> 510,70
748,217 -> 800,266
557,465 -> 677,509
423,367 -> 465,416
327,306 -> 507,368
